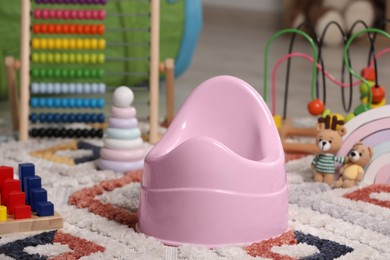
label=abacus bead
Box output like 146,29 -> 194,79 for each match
46,128 -> 54,138
68,113 -> 75,123
40,82 -> 47,93
84,24 -> 91,34
97,24 -> 104,35
31,69 -> 39,78
76,99 -> 83,108
40,69 -> 47,78
90,99 -> 97,108
83,114 -> 90,123
89,53 -> 97,64
47,38 -> 54,49
34,10 -> 41,19
30,129 -> 38,138
62,83 -> 69,93
47,69 -> 54,78
76,24 -> 84,34
74,129 -> 82,138
98,83 -> 105,93
62,69 -> 68,78
31,83 -> 39,93
100,0 -> 107,5
62,39 -> 69,49
84,10 -> 92,19
75,70 -> 82,78
67,129 -> 75,138
98,10 -> 106,20
41,24 -> 48,33
53,128 -> 60,138
90,38 -> 98,49
47,83 -> 54,93
70,10 -> 78,19
46,98 -> 54,108
68,69 -> 75,78
56,10 -> 63,19
62,24 -> 69,34
49,10 -> 56,19
54,69 -> 61,78
83,39 -> 90,49
98,113 -> 105,123
83,53 -> 90,63
63,10 -> 70,19
61,113 -> 68,122
98,39 -> 105,49
76,53 -> 83,63
90,113 -> 97,122
97,129 -> 104,138
33,24 -> 40,34
91,83 -> 98,93
69,25 -> 77,35
91,10 -> 99,19
30,113 -> 38,124
32,38 -> 39,49
97,99 -> 104,108
54,98 -> 62,108
54,113 -> 61,123
84,69 -> 90,78
69,53 -> 76,63
48,24 -> 55,34
40,39 -> 48,49
39,113 -> 46,123
41,9 -> 49,19
39,98 -> 46,108
81,129 -> 89,138
76,113 -> 83,122
32,53 -> 40,63
30,98 -> 38,108
84,83 -> 91,93
78,10 -> 84,19
68,83 -> 76,93
76,83 -> 83,93
61,98 -> 69,108
76,38 -> 83,49
83,98 -> 90,108
68,98 -> 76,108
54,83 -> 61,93
47,53 -> 55,63
54,53 -> 62,63
97,54 -> 105,64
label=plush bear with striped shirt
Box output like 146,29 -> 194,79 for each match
312,115 -> 348,185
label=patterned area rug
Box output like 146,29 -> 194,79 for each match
0,139 -> 389,259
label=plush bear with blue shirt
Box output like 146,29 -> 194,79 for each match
312,115 -> 348,185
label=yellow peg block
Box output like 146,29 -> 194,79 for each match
0,206 -> 7,222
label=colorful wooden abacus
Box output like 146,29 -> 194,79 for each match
19,0 -> 161,143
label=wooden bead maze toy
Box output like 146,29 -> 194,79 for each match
0,163 -> 63,236
263,21 -> 390,154
18,0 -> 171,143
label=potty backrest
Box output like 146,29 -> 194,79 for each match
150,76 -> 282,162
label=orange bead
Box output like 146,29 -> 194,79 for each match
84,25 -> 91,34
48,24 -> 55,34
62,24 -> 69,34
69,24 -> 76,34
76,24 -> 84,34
33,24 -> 40,34
90,25 -> 97,35
97,24 -> 105,35
307,99 -> 325,116
55,24 -> 62,34
40,24 -> 48,34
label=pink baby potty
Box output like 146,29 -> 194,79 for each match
137,76 -> 288,247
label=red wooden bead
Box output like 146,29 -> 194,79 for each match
48,24 -> 55,34
55,24 -> 62,34
69,24 -> 77,34
371,85 -> 386,103
84,25 -> 91,34
76,24 -> 84,34
97,24 -> 104,35
40,24 -> 48,34
361,67 -> 376,81
307,99 -> 325,116
62,24 -> 69,34
33,24 -> 41,34
90,25 -> 97,34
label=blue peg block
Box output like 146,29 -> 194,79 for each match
18,163 -> 35,192
30,188 -> 47,212
25,176 -> 42,205
36,201 -> 54,217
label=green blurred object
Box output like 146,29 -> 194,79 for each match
0,0 -> 186,99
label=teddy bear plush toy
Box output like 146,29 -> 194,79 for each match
312,115 -> 348,185
334,142 -> 373,188
287,0 -> 379,46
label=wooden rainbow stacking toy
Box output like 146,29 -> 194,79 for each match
0,163 -> 63,236
19,0 -> 161,143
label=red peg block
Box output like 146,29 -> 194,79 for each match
361,67 -> 376,81
8,191 -> 26,215
1,179 -> 20,206
0,166 -> 14,191
14,205 -> 32,219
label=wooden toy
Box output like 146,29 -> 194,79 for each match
17,0 -> 174,144
0,163 -> 63,236
97,86 -> 148,172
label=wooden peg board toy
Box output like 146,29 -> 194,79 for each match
19,0 -> 162,143
0,163 -> 63,236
